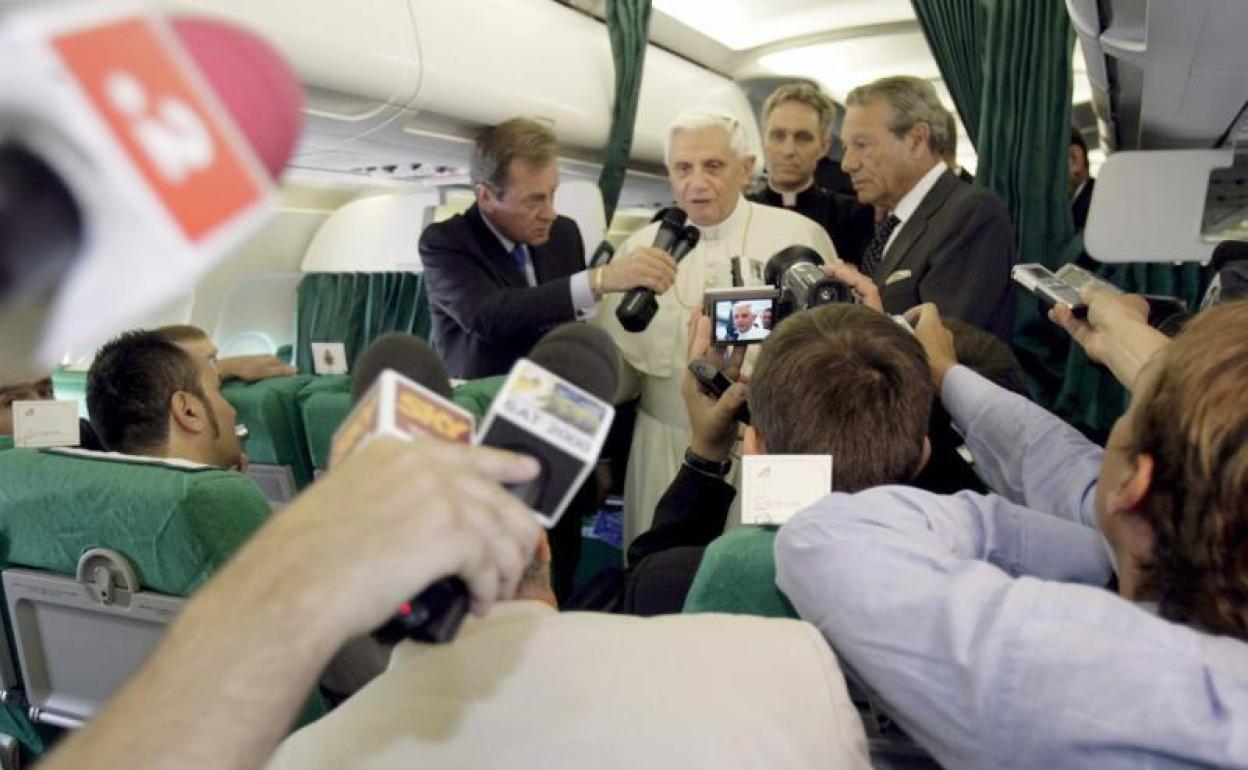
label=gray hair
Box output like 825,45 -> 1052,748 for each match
664,107 -> 755,173
935,108 -> 958,163
762,82 -> 837,140
846,76 -> 949,156
470,117 -> 557,192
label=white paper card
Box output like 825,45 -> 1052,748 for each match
12,400 -> 80,448
741,455 -> 833,526
311,342 -> 348,375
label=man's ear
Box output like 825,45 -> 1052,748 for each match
476,182 -> 495,210
913,436 -> 932,478
743,426 -> 766,455
169,390 -> 208,436
818,134 -> 832,159
1117,453 -> 1155,514
909,122 -> 932,156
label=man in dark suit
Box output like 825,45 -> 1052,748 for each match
749,83 -> 875,265
420,117 -> 676,380
842,76 -> 1016,340
1070,128 -> 1096,231
420,117 -> 676,601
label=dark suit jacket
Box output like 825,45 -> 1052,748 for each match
873,169 -> 1017,341
749,185 -> 876,266
619,465 -> 736,616
564,464 -> 735,615
419,205 -> 586,379
1072,177 -> 1095,231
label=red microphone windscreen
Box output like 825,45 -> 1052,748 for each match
170,17 -> 303,179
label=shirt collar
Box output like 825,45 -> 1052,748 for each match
892,163 -> 947,227
1071,179 -> 1089,202
768,179 -> 815,207
480,210 -> 518,254
696,194 -> 750,243
46,446 -> 215,470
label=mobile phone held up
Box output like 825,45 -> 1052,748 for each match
1011,263 -> 1088,318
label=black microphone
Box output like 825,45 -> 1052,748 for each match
650,207 -> 689,254
0,145 -> 82,306
478,323 -> 619,526
527,323 -> 620,401
347,333 -> 472,645
615,223 -> 701,333
350,332 -> 453,402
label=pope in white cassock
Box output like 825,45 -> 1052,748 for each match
596,108 -> 838,546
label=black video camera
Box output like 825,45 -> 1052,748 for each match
704,245 -> 853,344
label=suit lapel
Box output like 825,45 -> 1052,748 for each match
877,170 -> 958,280
530,240 -> 553,285
530,220 -> 578,285
465,205 -> 528,288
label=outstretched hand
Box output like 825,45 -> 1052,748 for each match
904,303 -> 958,390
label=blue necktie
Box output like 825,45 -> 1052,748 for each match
509,243 -> 527,278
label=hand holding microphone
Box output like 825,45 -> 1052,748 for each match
616,208 -> 701,332
339,326 -> 619,644
598,246 -> 678,295
261,436 -> 543,641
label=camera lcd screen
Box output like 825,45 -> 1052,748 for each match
711,297 -> 775,344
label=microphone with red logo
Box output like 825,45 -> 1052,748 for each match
0,4 -> 303,376
339,333 -> 481,644
341,326 -> 618,644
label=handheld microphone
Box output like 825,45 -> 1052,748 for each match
0,5 -> 302,376
336,333 -> 477,644
615,223 -> 701,333
336,332 -> 474,463
477,323 -> 619,527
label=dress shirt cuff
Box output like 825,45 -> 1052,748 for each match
570,270 -> 598,320
940,364 -> 993,437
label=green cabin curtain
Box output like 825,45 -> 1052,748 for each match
1052,261 -> 1208,441
911,1 -> 986,146
294,273 -> 431,374
913,0 -> 1211,438
913,0 -> 1079,404
973,0 -> 1083,413
598,0 -> 652,223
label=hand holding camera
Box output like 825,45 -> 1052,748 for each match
682,310 -> 748,462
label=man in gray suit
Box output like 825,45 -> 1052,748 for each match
842,76 -> 1016,340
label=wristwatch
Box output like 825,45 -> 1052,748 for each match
683,447 -> 732,477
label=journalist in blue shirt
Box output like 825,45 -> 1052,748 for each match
776,300 -> 1248,769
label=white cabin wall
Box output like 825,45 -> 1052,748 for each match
187,181 -> 422,339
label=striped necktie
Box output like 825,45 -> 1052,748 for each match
861,214 -> 900,278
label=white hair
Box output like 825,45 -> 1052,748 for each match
663,107 -> 755,172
